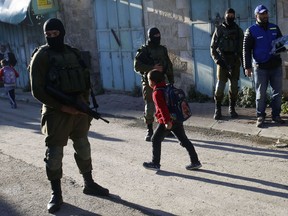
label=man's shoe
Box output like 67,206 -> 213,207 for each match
272,116 -> 285,124
213,110 -> 222,120
229,109 -> 238,118
256,116 -> 265,128
145,132 -> 153,141
186,162 -> 202,170
145,124 -> 153,141
47,194 -> 63,213
83,182 -> 109,196
143,162 -> 160,171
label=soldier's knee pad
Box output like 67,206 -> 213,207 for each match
73,137 -> 91,160
45,147 -> 63,170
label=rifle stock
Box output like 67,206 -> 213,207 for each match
46,85 -> 109,123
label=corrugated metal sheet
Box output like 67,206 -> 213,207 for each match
94,0 -> 144,92
0,22 -> 45,88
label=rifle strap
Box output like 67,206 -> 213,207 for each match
90,89 -> 99,109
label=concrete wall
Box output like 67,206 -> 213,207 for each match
142,0 -> 194,93
277,0 -> 288,94
56,0 -> 101,93
56,0 -> 288,95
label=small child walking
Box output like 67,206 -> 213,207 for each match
0,59 -> 19,108
143,69 -> 202,171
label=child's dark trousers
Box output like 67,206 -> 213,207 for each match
151,121 -> 199,165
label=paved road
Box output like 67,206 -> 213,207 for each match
0,99 -> 287,216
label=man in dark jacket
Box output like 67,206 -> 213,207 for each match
243,5 -> 285,128
210,8 -> 243,120
134,27 -> 174,141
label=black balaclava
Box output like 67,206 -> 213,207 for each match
43,18 -> 65,51
147,27 -> 161,46
224,8 -> 235,26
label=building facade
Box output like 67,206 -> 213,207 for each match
1,0 -> 287,96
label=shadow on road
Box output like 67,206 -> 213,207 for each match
91,193 -> 176,216
88,131 -> 125,142
156,169 -> 288,199
52,202 -> 101,216
191,139 -> 288,159
0,198 -> 22,216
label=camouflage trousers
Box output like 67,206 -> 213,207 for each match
41,110 -> 93,180
142,82 -> 155,125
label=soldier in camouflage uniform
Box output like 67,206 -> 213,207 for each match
210,8 -> 244,120
29,18 -> 109,214
134,27 -> 174,141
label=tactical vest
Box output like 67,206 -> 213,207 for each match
40,45 -> 90,94
218,25 -> 240,53
139,45 -> 169,69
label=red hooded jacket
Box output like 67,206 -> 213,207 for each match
152,81 -> 171,124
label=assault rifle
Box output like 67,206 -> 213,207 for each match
216,49 -> 233,79
46,85 -> 109,123
270,35 -> 288,55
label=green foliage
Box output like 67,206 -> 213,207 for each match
281,94 -> 288,114
222,94 -> 229,106
281,101 -> 288,114
237,86 -> 256,108
234,87 -> 288,114
187,85 -> 211,103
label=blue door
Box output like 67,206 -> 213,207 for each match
94,0 -> 143,91
190,0 -> 276,97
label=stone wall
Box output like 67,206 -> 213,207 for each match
143,0 -> 193,92
57,0 -> 101,92
277,0 -> 288,94
56,0 -> 288,95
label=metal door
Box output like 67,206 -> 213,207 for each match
0,23 -> 44,88
190,0 -> 276,97
94,0 -> 144,91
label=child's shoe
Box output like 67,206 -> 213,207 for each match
143,162 -> 160,171
186,162 -> 202,170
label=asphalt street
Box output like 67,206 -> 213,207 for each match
0,96 -> 287,216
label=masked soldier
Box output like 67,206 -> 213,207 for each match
134,27 -> 174,141
210,8 -> 244,120
29,18 -> 109,213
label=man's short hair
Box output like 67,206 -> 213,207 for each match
148,69 -> 165,83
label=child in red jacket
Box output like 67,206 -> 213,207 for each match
143,69 -> 202,171
0,59 -> 19,108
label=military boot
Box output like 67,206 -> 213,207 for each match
213,103 -> 222,120
229,100 -> 238,118
83,171 -> 109,196
145,123 -> 153,141
47,179 -> 63,213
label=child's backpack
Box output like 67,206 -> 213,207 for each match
3,66 -> 16,84
158,84 -> 192,122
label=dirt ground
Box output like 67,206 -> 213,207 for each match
0,100 -> 287,216
0,152 -> 162,216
